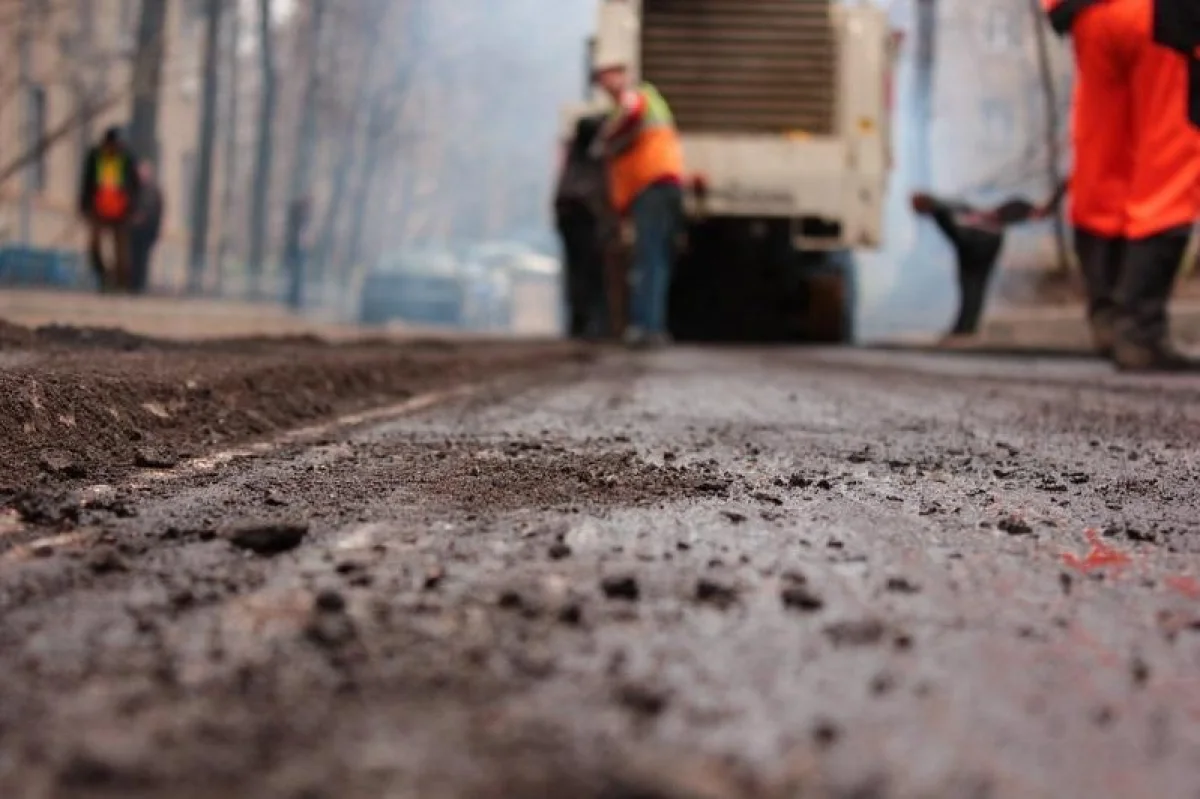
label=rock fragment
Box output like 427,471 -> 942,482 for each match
998,516 -> 1033,536
38,452 -> 87,479
695,578 -> 739,609
134,447 -> 179,469
824,618 -> 888,647
601,574 -> 640,602
224,522 -> 308,555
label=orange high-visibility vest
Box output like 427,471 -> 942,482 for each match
95,154 -> 131,222
607,83 -> 685,215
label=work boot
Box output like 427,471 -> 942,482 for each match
1089,311 -> 1116,358
1111,227 -> 1190,371
1074,229 -> 1124,357
1112,340 -> 1198,372
623,326 -> 649,350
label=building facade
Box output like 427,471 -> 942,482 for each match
0,0 -> 212,280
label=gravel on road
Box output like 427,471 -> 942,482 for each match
2,336 -> 1199,799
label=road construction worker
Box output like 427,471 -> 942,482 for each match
1044,0 -> 1200,371
79,127 -> 141,293
590,58 -> 685,349
555,113 -> 613,340
912,190 -> 1064,342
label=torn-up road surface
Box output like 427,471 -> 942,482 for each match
2,343 -> 1200,799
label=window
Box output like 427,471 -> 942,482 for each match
981,98 -> 1015,148
26,85 -> 48,191
982,7 -> 1020,52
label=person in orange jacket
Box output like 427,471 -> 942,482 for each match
590,57 -> 685,349
1045,0 -> 1200,371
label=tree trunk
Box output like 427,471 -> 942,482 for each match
1030,0 -> 1070,274
343,102 -> 384,276
188,0 -> 223,293
246,0 -> 276,297
128,0 -> 167,166
216,0 -> 242,291
282,0 -> 327,303
312,1 -> 387,284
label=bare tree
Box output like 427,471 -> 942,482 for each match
282,0 -> 327,250
310,0 -> 389,282
246,0 -> 276,295
188,0 -> 224,291
216,0 -> 242,286
128,0 -> 168,165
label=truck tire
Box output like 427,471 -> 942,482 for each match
801,250 -> 857,345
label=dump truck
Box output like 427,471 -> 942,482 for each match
563,0 -> 897,342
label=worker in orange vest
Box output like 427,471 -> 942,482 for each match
591,57 -> 685,349
1044,0 -> 1200,371
78,127 -> 141,293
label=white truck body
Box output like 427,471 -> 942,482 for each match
565,0 -> 895,250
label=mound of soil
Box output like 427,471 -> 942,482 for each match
0,321 -> 587,493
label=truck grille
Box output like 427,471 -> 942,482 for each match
640,0 -> 837,135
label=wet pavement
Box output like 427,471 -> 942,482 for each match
2,341 -> 1200,798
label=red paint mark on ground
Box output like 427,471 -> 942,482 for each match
1061,529 -> 1132,573
1165,576 -> 1200,600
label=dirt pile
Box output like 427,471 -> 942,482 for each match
0,321 -> 587,492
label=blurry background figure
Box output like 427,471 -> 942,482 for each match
555,114 -> 614,340
79,127 -> 141,292
912,188 -> 1064,343
130,160 -> 164,295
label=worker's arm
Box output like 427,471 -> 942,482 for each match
1034,177 -> 1070,218
590,89 -> 647,158
924,196 -> 965,242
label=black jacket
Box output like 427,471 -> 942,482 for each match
554,114 -> 611,229
79,145 -> 141,221
1049,0 -> 1199,127
132,182 -> 164,243
1152,0 -> 1200,127
1043,0 -> 1104,36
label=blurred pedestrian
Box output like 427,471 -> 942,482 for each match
130,160 -> 164,295
78,127 -> 141,292
1043,0 -> 1200,371
912,189 -> 1065,343
591,55 -> 685,349
555,113 -> 613,340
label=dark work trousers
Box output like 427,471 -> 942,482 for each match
88,219 -> 132,292
1072,227 -> 1126,340
129,234 -> 157,295
1113,223 -> 1192,348
929,204 -> 1003,336
629,181 -> 683,336
557,206 -> 609,339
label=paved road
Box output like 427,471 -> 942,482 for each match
3,347 -> 1200,798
